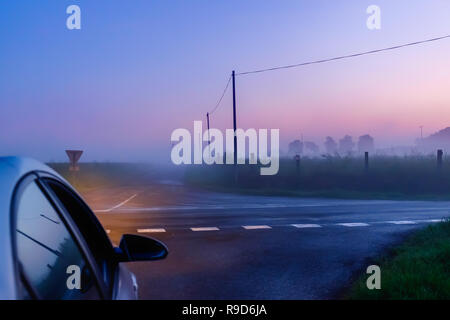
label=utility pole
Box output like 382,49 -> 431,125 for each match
232,70 -> 237,164
206,112 -> 211,159
232,70 -> 238,183
206,112 -> 211,143
420,126 -> 423,140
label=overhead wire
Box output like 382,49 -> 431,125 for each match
236,34 -> 450,76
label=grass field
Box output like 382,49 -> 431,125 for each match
348,219 -> 450,299
48,162 -> 159,193
184,155 -> 450,200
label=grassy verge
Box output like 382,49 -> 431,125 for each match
348,220 -> 450,299
184,155 -> 450,200
47,162 -> 159,193
190,185 -> 450,201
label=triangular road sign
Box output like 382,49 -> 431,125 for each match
66,150 -> 83,171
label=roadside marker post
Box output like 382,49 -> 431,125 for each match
294,154 -> 301,187
365,152 -> 369,173
295,154 -> 300,169
437,149 -> 443,171
295,154 -> 300,175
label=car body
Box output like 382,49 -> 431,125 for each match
0,157 -> 168,300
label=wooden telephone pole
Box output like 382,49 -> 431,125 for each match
232,71 -> 238,183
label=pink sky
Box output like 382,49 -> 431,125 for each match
2,1 -> 450,162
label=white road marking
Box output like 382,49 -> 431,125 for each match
137,228 -> 166,233
243,225 -> 272,230
337,223 -> 369,227
107,218 -> 445,236
94,194 -> 138,213
291,224 -> 322,228
191,227 -> 220,232
388,220 -> 417,225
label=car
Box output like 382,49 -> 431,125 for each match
0,156 -> 168,300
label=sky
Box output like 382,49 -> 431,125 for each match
1,0 -> 450,162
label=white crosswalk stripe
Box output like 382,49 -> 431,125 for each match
191,227 -> 220,232
337,223 -> 370,227
291,224 -> 322,228
242,225 -> 272,230
388,220 -> 417,225
137,228 -> 166,233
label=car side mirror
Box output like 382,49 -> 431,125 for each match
116,234 -> 168,262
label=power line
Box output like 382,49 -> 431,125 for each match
236,34 -> 450,76
207,34 -> 450,115
208,74 -> 232,115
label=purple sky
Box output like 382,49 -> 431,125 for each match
1,1 -> 450,162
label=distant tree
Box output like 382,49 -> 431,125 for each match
417,127 -> 450,153
304,141 -> 319,154
358,134 -> 374,153
324,137 -> 337,154
339,135 -> 354,155
288,140 -> 303,155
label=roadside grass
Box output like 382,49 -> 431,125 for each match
47,162 -> 158,193
348,219 -> 450,299
184,155 -> 450,200
188,185 -> 450,201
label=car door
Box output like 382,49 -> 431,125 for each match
12,174 -> 106,299
36,174 -> 138,300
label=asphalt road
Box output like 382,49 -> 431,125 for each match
88,185 -> 450,299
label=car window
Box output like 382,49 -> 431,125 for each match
15,180 -> 101,300
42,179 -> 114,290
